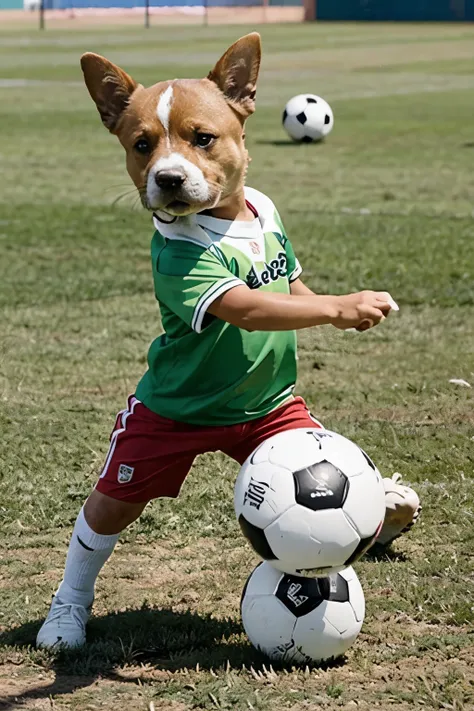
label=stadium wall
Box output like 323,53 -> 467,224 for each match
37,0 -> 300,7
315,0 -> 474,21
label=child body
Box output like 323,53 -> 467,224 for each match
36,35 -> 420,649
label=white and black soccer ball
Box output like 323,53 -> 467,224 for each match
282,94 -> 334,143
241,562 -> 365,663
234,429 -> 385,577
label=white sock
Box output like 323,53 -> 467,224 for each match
55,507 -> 119,607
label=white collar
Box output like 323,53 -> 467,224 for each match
195,213 -> 262,239
152,212 -> 212,247
153,210 -> 264,244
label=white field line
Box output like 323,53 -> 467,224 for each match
0,78 -> 81,87
259,72 -> 474,104
3,73 -> 474,98
328,77 -> 474,101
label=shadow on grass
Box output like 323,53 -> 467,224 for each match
256,139 -> 297,146
0,604 -> 346,709
364,545 -> 408,563
0,606 -> 249,709
256,139 -> 327,146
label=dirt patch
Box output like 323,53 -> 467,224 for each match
150,702 -> 188,711
0,666 -> 55,710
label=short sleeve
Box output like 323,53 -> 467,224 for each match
273,209 -> 303,283
154,240 -> 245,334
284,239 -> 303,283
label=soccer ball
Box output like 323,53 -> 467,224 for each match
282,94 -> 334,143
234,429 -> 385,577
241,562 -> 365,663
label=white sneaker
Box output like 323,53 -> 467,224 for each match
377,473 -> 421,546
36,595 -> 91,649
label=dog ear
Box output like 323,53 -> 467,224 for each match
81,53 -> 138,132
207,33 -> 261,118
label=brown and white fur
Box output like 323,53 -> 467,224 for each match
81,33 -> 261,219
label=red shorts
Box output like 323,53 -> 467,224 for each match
96,395 -> 323,503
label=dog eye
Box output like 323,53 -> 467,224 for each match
195,133 -> 215,148
134,138 -> 151,154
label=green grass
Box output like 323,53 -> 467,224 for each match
1,20 -> 474,711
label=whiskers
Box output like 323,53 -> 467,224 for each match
104,183 -> 148,211
112,190 -> 142,211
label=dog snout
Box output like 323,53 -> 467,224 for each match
155,169 -> 186,190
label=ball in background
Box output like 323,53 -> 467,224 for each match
241,562 -> 365,663
234,429 -> 386,577
283,94 -> 334,143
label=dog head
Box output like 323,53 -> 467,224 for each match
81,34 -> 261,217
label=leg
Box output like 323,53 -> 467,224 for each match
376,473 -> 421,546
56,490 -> 147,606
37,491 -> 146,649
37,396 -> 198,649
83,489 -> 147,535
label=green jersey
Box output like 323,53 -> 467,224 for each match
135,187 -> 302,426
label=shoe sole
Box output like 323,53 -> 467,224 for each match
379,504 -> 422,547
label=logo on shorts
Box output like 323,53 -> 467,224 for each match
117,464 -> 134,484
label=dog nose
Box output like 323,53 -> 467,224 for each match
155,169 -> 186,190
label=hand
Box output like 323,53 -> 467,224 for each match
330,291 -> 395,331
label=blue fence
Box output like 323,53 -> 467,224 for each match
42,0 -> 266,7
316,0 -> 474,21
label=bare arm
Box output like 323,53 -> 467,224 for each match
290,278 -> 317,296
207,283 -> 393,332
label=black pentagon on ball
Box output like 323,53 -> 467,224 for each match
323,574 -> 350,603
238,514 -> 277,560
293,461 -> 349,511
296,111 -> 307,125
306,97 -> 317,104
275,571 -> 350,618
282,109 -> 288,124
276,574 -> 325,618
301,136 -> 313,143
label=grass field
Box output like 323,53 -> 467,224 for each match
1,19 -> 474,711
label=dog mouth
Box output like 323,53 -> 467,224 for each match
141,192 -> 193,216
165,199 -> 191,214
145,191 -> 222,217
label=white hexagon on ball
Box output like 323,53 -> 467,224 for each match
283,94 -> 334,143
266,505 -> 363,577
234,460 -> 295,530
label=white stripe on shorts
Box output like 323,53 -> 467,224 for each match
308,412 -> 324,428
99,396 -> 140,479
